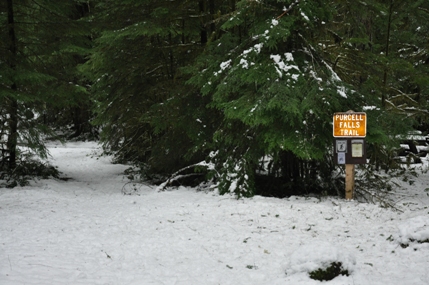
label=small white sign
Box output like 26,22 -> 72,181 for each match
336,140 -> 347,153
338,152 -> 346,164
352,143 -> 363,157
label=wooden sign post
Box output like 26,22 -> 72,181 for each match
333,111 -> 367,200
345,164 -> 355,200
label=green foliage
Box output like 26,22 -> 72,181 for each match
83,0 -> 215,174
185,0 -> 429,197
188,0 -> 368,196
1,0 -> 427,195
217,155 -> 255,198
0,153 -> 60,188
0,0 -> 92,170
326,0 -> 429,128
309,262 -> 349,281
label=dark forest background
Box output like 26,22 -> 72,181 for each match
1,0 -> 428,196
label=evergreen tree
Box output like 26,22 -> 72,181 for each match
84,0 -> 220,176
333,0 -> 428,119
3,0 -> 423,194
43,1 -> 95,140
0,0 -> 91,178
188,0 -> 347,196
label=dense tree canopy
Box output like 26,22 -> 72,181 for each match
1,0 -> 91,171
1,0 -> 428,195
186,0 -> 428,196
83,0 -> 220,174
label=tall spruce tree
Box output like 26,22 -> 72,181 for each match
84,0 -> 223,175
189,0 -> 352,196
0,0 -> 91,176
43,1 -> 94,140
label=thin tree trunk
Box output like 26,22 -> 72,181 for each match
199,0 -> 207,44
382,0 -> 394,107
6,0 -> 19,170
209,0 -> 215,34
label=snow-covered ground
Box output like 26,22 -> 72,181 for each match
1,141 -> 428,285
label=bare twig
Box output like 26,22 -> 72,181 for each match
156,161 -> 215,191
121,181 -> 153,195
8,255 -> 12,271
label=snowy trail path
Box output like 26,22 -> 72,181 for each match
1,142 -> 429,284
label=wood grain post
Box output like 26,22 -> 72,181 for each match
345,164 -> 355,200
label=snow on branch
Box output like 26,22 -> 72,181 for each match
301,42 -> 351,98
276,0 -> 300,20
270,53 -> 300,79
156,161 -> 216,191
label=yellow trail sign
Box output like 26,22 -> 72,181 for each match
333,112 -> 366,138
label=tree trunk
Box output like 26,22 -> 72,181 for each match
199,0 -> 207,45
6,0 -> 19,170
382,0 -> 394,107
70,105 -> 91,139
209,0 -> 215,34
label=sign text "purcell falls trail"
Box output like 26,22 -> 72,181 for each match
333,113 -> 367,138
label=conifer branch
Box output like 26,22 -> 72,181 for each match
276,0 -> 300,20
418,7 -> 429,14
146,65 -> 164,75
355,187 -> 404,212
